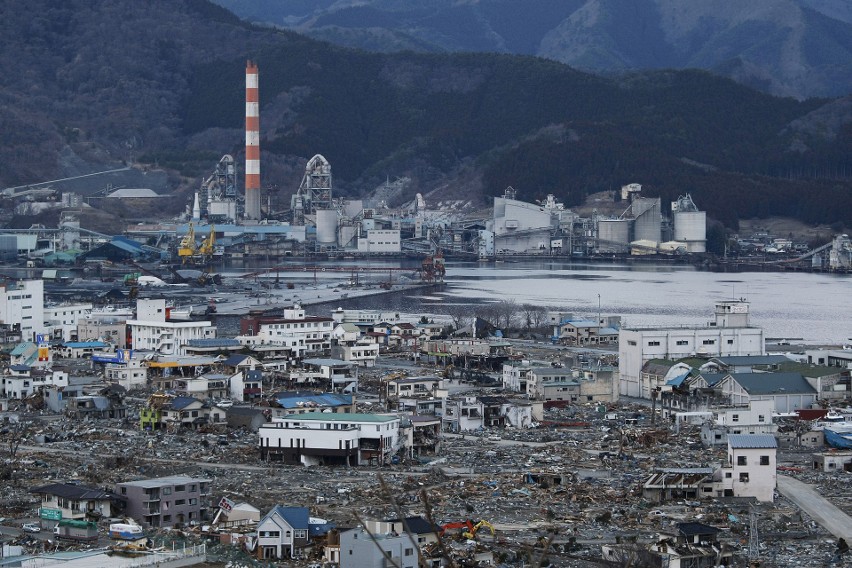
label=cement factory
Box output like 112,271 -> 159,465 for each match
1,60 -> 851,271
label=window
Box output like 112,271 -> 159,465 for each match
648,341 -> 660,346
737,456 -> 747,466
405,548 -> 414,556
727,340 -> 734,344
163,515 -> 171,522
758,415 -> 765,422
760,455 -> 770,465
703,339 -> 715,345
725,472 -> 732,478
175,499 -> 185,506
676,340 -> 688,346
731,414 -> 739,422
628,340 -> 637,346
739,472 -> 749,482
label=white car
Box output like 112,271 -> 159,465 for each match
215,400 -> 233,408
22,523 -> 41,533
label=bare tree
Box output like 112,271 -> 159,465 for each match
493,299 -> 519,332
444,303 -> 472,334
521,304 -> 548,333
3,417 -> 33,461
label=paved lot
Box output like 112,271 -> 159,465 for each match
777,474 -> 852,541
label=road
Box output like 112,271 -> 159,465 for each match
777,474 -> 852,541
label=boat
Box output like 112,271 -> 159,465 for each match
109,522 -> 145,540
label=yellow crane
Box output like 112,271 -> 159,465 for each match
197,225 -> 216,260
177,222 -> 197,263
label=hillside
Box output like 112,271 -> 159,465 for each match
0,0 -> 851,231
213,0 -> 852,99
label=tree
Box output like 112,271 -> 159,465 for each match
521,304 -> 548,333
493,299 -> 519,332
444,304 -> 472,333
3,418 -> 33,461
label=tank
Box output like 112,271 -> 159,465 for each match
673,211 -> 707,253
338,225 -> 358,248
631,197 -> 662,242
316,209 -> 338,245
597,219 -> 629,253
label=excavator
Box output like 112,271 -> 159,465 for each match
440,519 -> 495,540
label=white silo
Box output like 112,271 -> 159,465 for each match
316,209 -> 339,245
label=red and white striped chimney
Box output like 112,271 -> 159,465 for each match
244,60 -> 261,220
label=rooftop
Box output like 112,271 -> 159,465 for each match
281,412 -> 399,423
728,434 -> 778,449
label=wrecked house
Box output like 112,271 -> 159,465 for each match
230,369 -> 263,402
403,415 -> 442,456
643,468 -> 715,503
290,358 -> 358,393
700,400 -> 777,446
604,522 -> 732,568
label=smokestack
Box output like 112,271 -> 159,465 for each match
244,60 -> 261,220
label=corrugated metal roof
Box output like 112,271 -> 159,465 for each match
282,412 -> 397,423
728,372 -> 816,395
727,434 -> 777,449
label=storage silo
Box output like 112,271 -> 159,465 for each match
338,224 -> 359,249
316,209 -> 339,245
673,211 -> 707,252
596,219 -> 629,253
631,197 -> 662,243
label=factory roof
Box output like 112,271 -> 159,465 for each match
727,372 -> 816,395
106,188 -> 162,198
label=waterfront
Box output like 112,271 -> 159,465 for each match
298,259 -> 851,346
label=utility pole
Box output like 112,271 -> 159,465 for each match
597,293 -> 601,344
748,504 -> 760,566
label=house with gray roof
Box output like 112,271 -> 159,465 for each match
717,372 -> 817,413
30,482 -> 124,526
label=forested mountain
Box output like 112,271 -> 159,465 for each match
214,0 -> 852,99
1,0 -> 851,230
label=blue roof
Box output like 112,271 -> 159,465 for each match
185,338 -> 241,347
270,506 -> 309,530
10,342 -> 35,356
110,236 -> 146,254
169,396 -> 201,410
275,392 -> 352,409
222,354 -> 252,366
309,520 -> 336,537
10,364 -> 30,371
666,372 -> 691,387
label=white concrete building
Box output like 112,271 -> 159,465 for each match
259,412 -> 401,466
104,359 -> 148,390
356,229 -> 401,253
0,279 -> 45,341
127,299 -> 215,356
619,301 -> 765,398
716,434 -> 777,502
2,368 -> 68,399
700,400 -> 777,446
238,305 -> 333,359
44,302 -> 92,341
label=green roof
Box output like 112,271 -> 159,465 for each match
286,412 -> 399,423
773,362 -> 845,378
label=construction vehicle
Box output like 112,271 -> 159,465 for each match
464,520 -> 495,539
440,520 -> 475,537
177,222 -> 197,263
440,519 -> 495,540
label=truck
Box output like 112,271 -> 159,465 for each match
53,519 -> 99,543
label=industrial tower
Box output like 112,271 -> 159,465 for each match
244,60 -> 261,220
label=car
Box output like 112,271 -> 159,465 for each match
214,400 -> 233,408
22,523 -> 41,533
